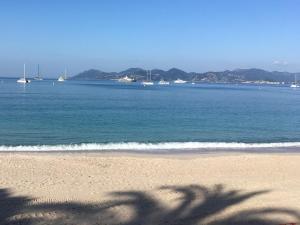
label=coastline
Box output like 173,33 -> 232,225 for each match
2,141 -> 300,154
1,151 -> 300,224
1,145 -> 300,155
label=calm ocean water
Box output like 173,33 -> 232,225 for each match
1,78 -> 300,151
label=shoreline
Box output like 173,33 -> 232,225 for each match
1,146 -> 300,156
2,141 -> 300,153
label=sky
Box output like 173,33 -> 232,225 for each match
0,0 -> 300,77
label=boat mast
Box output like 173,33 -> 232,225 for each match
64,68 -> 67,79
37,64 -> 40,78
23,64 -> 26,79
150,70 -> 151,81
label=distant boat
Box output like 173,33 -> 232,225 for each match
34,64 -> 43,80
58,69 -> 67,82
142,70 -> 154,86
291,74 -> 299,88
174,78 -> 187,84
142,81 -> 154,86
17,64 -> 31,84
118,75 -> 136,83
58,76 -> 65,82
158,80 -> 170,85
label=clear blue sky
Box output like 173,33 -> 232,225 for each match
0,0 -> 299,77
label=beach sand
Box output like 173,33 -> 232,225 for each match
1,152 -> 300,225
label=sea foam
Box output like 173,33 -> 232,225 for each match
1,142 -> 300,152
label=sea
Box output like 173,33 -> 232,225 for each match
1,78 -> 300,152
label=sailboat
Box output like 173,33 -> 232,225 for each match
290,74 -> 299,88
58,69 -> 67,82
17,64 -> 31,84
141,70 -> 154,86
34,64 -> 43,80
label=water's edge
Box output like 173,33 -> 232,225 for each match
1,142 -> 300,153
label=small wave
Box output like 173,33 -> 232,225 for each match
1,142 -> 300,152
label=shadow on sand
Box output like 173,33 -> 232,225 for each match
1,184 -> 299,225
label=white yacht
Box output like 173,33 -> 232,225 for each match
17,64 -> 31,84
34,64 -> 43,80
142,70 -> 154,86
142,81 -> 154,86
58,69 -> 67,82
118,75 -> 136,83
158,80 -> 170,85
174,78 -> 187,84
290,74 -> 299,88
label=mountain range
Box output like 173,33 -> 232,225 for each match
71,68 -> 300,83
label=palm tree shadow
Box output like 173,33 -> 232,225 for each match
0,188 -> 32,225
1,184 -> 299,225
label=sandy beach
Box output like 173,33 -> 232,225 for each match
1,152 -> 300,225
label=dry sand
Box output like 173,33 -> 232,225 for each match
1,152 -> 300,225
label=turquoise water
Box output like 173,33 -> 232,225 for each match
1,78 -> 300,151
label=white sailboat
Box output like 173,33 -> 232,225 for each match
58,69 -> 67,82
174,78 -> 187,84
17,64 -> 31,84
290,74 -> 299,88
58,76 -> 65,82
141,70 -> 154,86
34,64 -> 43,80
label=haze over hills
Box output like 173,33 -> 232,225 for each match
71,68 -> 299,84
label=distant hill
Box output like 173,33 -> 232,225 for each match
73,69 -> 118,80
71,68 -> 299,84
